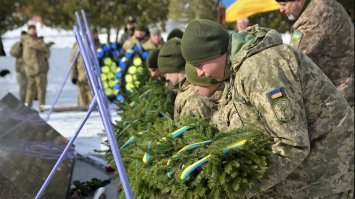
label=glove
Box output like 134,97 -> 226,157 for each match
0,69 -> 10,77
72,78 -> 77,85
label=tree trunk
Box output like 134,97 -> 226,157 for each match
106,27 -> 111,43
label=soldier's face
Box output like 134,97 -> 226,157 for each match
278,0 -> 305,21
148,68 -> 161,78
28,28 -> 37,37
163,72 -> 185,87
194,53 -> 226,81
151,34 -> 161,44
134,30 -> 146,40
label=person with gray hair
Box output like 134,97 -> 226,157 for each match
142,27 -> 164,51
236,17 -> 249,31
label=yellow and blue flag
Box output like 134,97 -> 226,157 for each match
269,88 -> 284,100
225,0 -> 280,22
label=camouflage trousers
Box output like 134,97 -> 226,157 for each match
25,73 -> 47,108
77,81 -> 92,106
16,71 -> 27,103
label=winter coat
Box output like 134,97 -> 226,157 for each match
216,25 -> 353,198
291,0 -> 354,105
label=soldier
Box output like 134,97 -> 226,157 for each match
276,0 -> 354,107
236,17 -> 249,31
182,63 -> 223,121
122,24 -> 147,52
22,25 -> 48,112
70,29 -> 100,107
142,27 -> 164,51
119,16 -> 136,46
158,38 -> 221,121
181,19 -> 354,198
70,43 -> 92,107
10,31 -> 27,103
145,48 -> 162,79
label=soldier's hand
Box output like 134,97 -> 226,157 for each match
0,69 -> 10,77
72,78 -> 77,85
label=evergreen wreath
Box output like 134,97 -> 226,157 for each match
117,117 -> 272,199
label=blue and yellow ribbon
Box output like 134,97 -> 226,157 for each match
170,125 -> 193,139
180,139 -> 248,181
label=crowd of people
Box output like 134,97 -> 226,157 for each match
9,25 -> 54,112
1,0 -> 354,197
119,0 -> 354,198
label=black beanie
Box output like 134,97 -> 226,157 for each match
146,49 -> 160,69
181,19 -> 230,65
167,28 -> 184,40
158,38 -> 186,73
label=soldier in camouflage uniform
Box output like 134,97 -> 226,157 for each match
142,27 -> 164,51
277,0 -> 354,107
183,63 -> 224,121
22,25 -> 48,111
122,24 -> 147,52
157,38 -> 189,120
70,43 -> 93,107
119,16 -> 136,46
10,31 -> 27,103
145,48 -> 162,79
158,38 -> 225,121
181,19 -> 354,198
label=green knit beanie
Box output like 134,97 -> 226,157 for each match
158,38 -> 186,73
185,64 -> 219,87
146,49 -> 160,69
181,19 -> 230,65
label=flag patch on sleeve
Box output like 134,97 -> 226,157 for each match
269,88 -> 284,100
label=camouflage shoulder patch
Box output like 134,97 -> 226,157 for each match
289,31 -> 303,48
268,88 -> 294,122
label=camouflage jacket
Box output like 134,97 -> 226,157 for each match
70,43 -> 88,83
142,38 -> 164,51
22,35 -> 48,76
40,42 -> 52,74
220,25 -> 354,198
174,81 -> 224,121
122,36 -> 143,52
10,41 -> 24,73
291,0 -> 354,105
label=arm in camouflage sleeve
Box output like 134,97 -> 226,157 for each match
179,91 -> 212,120
28,38 -> 47,52
292,3 -> 329,58
174,88 -> 213,121
234,48 -> 310,192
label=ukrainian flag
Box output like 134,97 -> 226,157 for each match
225,0 -> 280,22
269,88 -> 283,100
